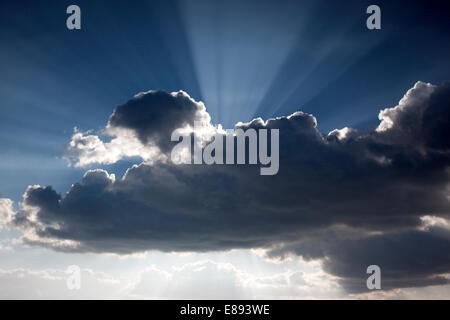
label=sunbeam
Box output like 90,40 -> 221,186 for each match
1,0 -> 450,302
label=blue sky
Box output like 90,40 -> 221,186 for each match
1,0 -> 450,299
2,0 -> 450,202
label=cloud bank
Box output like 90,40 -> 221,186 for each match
4,81 -> 450,292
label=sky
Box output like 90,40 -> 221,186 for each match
0,0 -> 450,299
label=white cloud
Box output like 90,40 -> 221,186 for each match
377,81 -> 435,133
66,90 -> 218,167
0,267 -> 124,299
0,250 -> 343,299
128,256 -> 343,299
66,128 -> 165,167
420,215 -> 450,230
0,198 -> 14,230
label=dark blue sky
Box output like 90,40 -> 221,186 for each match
1,0 -> 450,202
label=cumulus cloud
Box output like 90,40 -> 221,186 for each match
67,129 -> 164,167
267,224 -> 450,292
129,259 -> 341,299
0,253 -> 341,299
7,81 -> 450,292
0,268 -> 123,299
66,90 -> 215,167
0,197 -> 14,230
131,261 -> 246,299
376,81 -> 450,151
108,90 -> 212,149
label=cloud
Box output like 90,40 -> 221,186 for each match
267,224 -> 450,292
7,81 -> 450,292
129,259 -> 341,299
0,268 -> 123,299
108,90 -> 212,150
376,81 -> 450,151
130,261 -> 246,299
0,197 -> 14,230
66,90 -> 214,167
66,129 -> 164,167
351,281 -> 450,300
0,253 -> 341,299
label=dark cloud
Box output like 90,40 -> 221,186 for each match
108,90 -> 210,152
267,225 -> 450,292
328,227 -> 450,292
11,81 -> 450,292
423,82 -> 450,150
